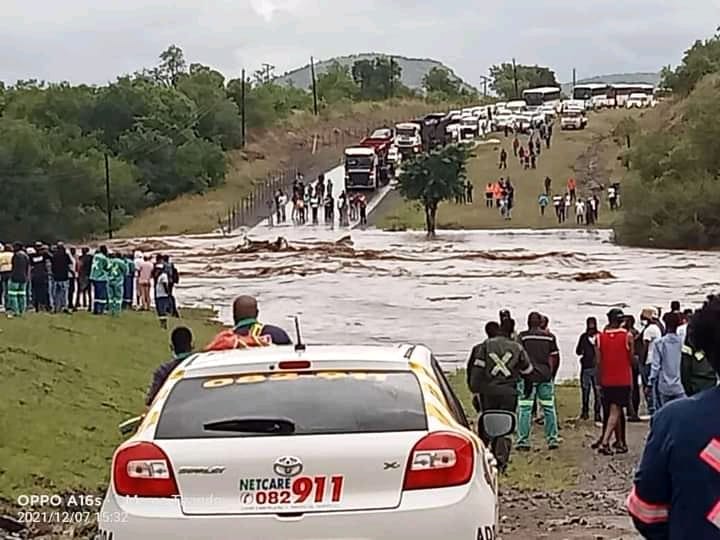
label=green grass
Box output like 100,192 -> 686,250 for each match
0,309 -> 220,498
447,371 -> 583,490
375,108 -> 638,231
1,313 -> 583,498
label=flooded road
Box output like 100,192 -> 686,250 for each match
118,225 -> 719,381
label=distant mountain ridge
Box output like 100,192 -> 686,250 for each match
275,53 -> 476,92
561,72 -> 661,95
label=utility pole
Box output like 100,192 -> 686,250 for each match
512,58 -> 519,99
389,56 -> 394,99
479,75 -> 489,98
572,68 -> 577,91
310,56 -> 319,115
104,153 -> 112,240
240,68 -> 246,148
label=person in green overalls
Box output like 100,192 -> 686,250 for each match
90,246 -> 110,315
108,253 -> 127,317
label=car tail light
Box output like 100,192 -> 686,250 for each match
113,442 -> 179,497
278,360 -> 310,370
403,432 -> 474,490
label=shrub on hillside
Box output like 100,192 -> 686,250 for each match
614,75 -> 720,248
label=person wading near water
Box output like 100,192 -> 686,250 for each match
517,312 -> 561,451
467,319 -> 533,472
205,295 -> 292,350
650,312 -> 686,410
594,308 -> 634,456
627,294 -> 720,539
576,317 -> 602,422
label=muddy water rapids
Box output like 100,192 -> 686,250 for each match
114,218 -> 719,381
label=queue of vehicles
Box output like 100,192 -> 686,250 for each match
342,82 -> 659,192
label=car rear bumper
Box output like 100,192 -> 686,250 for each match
97,484 -> 496,540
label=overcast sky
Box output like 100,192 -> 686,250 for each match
2,0 -> 718,86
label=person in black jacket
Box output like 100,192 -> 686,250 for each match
576,317 -> 601,422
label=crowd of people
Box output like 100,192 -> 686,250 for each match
465,300 -> 718,467
268,173 -> 368,228
0,242 -> 180,327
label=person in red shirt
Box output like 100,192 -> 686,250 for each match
595,308 -> 635,455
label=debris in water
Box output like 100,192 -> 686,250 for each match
427,295 -> 473,302
572,271 -> 616,282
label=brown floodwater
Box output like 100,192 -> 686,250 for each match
125,224 -> 719,381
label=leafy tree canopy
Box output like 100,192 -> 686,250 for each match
488,63 -> 559,100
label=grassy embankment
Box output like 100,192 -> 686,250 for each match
373,108 -> 640,231
2,311 -> 586,499
118,99 -> 449,238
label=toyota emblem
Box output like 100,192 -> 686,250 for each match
273,456 -> 303,478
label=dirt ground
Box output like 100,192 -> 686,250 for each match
499,419 -> 646,540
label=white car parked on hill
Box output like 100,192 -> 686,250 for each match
97,344 -> 512,540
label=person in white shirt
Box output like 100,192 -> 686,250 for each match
576,199 -> 586,224
640,307 -> 664,415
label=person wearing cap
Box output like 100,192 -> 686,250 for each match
627,294 -> 720,539
499,309 -> 518,341
595,308 -> 634,455
639,307 -> 664,416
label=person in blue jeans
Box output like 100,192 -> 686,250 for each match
650,311 -> 686,410
50,243 -> 72,313
576,317 -> 602,422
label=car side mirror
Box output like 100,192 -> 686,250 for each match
118,415 -> 144,437
479,410 -> 516,440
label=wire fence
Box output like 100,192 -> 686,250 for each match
217,118 -> 407,233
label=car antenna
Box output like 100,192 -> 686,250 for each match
294,316 -> 306,352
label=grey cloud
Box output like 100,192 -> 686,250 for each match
0,0 -> 718,85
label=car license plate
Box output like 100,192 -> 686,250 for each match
239,475 -> 345,510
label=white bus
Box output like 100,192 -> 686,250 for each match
522,86 -> 562,110
572,83 -> 610,110
608,83 -> 655,107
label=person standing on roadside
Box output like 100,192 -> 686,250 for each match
623,315 -> 643,422
467,319 -> 533,472
576,317 -> 601,422
358,194 -> 368,227
639,307 -> 664,416
6,243 -> 30,318
137,255 -> 154,311
0,244 -> 13,310
499,148 -> 508,169
50,243 -> 72,313
512,135 -> 520,157
544,175 -> 552,195
30,243 -> 51,312
681,310 -> 718,397
90,246 -> 110,315
595,308 -> 634,455
517,312 -> 561,451
650,312 -> 686,410
627,294 -> 720,539
538,192 -> 550,216
107,253 -> 126,317
568,178 -> 577,202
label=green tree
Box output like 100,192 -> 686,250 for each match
316,61 -> 359,104
155,45 -> 187,86
489,63 -> 559,100
422,67 -> 461,95
661,31 -> 720,96
352,57 -> 403,100
396,144 -> 473,237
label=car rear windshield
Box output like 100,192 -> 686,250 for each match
155,371 -> 427,439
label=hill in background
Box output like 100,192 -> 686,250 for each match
561,72 -> 661,94
275,53 -> 476,91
